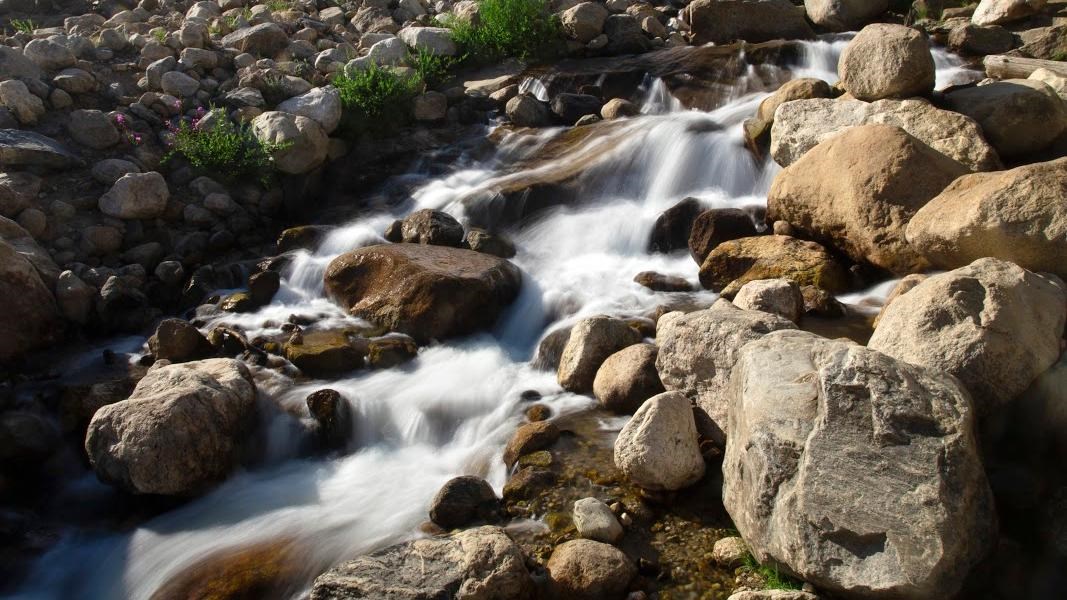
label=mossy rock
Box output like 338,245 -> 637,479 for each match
284,330 -> 364,376
220,292 -> 256,313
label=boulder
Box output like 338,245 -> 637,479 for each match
503,421 -> 560,468
600,98 -> 639,120
148,318 -> 212,362
770,98 -> 1000,172
557,316 -> 642,393
838,24 -> 935,101
506,95 -> 551,128
873,273 -> 927,328
91,158 -> 140,185
685,0 -> 814,45
767,124 -> 969,274
573,497 -> 624,544
944,79 -> 1067,158
400,208 -> 464,247
732,278 -> 804,323
688,208 -> 758,265
55,270 -> 94,324
23,38 -> 76,71
546,539 -> 636,600
746,78 -> 833,145
804,0 -> 888,31
0,172 -> 40,218
276,86 -> 342,134
310,526 -> 533,600
0,130 -> 82,169
0,240 -> 61,361
633,271 -> 692,292
1030,68 -> 1067,101
67,109 -> 120,149
160,71 -> 199,98
0,80 -> 45,125
85,359 -> 258,495
284,330 -> 364,375
251,111 -> 329,175
429,475 -> 501,530
306,388 -> 352,449
712,537 -> 749,568
562,2 -> 610,43
868,258 -> 1066,415
906,158 -> 1067,280
699,235 -> 849,296
604,14 -> 653,55
0,217 -> 58,286
324,244 -> 522,343
648,197 -> 702,253
972,0 -> 1047,25
464,228 -> 516,258
414,91 -> 448,122
613,391 -> 705,491
592,343 -> 665,414
98,172 -> 169,220
221,23 -> 288,56
947,22 -> 1014,55
52,67 -> 96,94
551,93 -> 603,126
656,300 -> 796,434
724,330 -> 995,600
397,26 -> 458,56
0,46 -> 42,81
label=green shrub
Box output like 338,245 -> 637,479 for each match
444,0 -> 561,64
740,553 -> 803,591
164,114 -> 285,184
333,63 -> 421,135
9,19 -> 35,34
410,49 -> 457,89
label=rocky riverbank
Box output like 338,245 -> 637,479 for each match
2,0 -> 1067,599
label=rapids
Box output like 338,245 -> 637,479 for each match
10,36 -> 979,600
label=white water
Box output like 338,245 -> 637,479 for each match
12,39 -> 978,600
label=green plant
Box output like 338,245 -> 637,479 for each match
410,48 -> 457,89
9,19 -> 35,34
443,0 -> 560,64
151,28 -> 168,44
741,553 -> 803,591
266,0 -> 291,11
164,113 -> 285,184
333,62 -> 421,135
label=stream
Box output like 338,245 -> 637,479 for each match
10,35 -> 980,600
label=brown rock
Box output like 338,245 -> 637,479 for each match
699,236 -> 849,296
503,421 -> 560,468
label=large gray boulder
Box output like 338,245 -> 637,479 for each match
251,111 -> 329,175
685,0 -> 814,45
906,157 -> 1067,280
725,330 -> 995,599
0,80 -> 45,125
804,0 -> 888,31
23,38 -> 76,71
770,98 -> 1000,171
310,526 -> 533,600
972,0 -> 1048,25
98,172 -> 169,219
561,2 -> 609,44
656,299 -> 796,434
767,124 -> 968,275
944,79 -> 1067,159
221,23 -> 288,56
838,24 -> 935,101
0,239 -> 61,361
397,26 -> 458,56
868,258 -> 1066,415
85,359 -> 258,495
593,343 -> 665,414
0,129 -> 83,169
546,539 -> 636,600
277,86 -> 343,134
558,316 -> 642,393
614,391 -> 705,491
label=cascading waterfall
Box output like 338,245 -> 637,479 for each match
10,38 -> 979,600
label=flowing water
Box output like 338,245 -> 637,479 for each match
11,38 -> 979,600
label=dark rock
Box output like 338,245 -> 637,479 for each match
533,327 -> 571,371
400,208 -> 465,247
148,318 -> 212,362
688,208 -> 758,265
248,270 -> 281,306
648,197 -> 703,253
285,330 -> 364,376
634,271 -> 693,292
465,228 -> 517,258
429,475 -> 502,530
277,225 -> 330,252
551,93 -> 604,125
604,14 -> 653,55
383,219 -> 403,242
0,129 -> 83,169
324,244 -> 522,344
503,421 -> 560,468
366,335 -> 418,369
503,467 -> 557,502
947,23 -> 1014,56
306,388 -> 351,450
220,291 -> 256,313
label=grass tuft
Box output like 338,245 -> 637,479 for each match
442,0 -> 561,64
741,553 -> 803,591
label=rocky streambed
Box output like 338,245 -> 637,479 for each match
3,1 -> 1067,600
